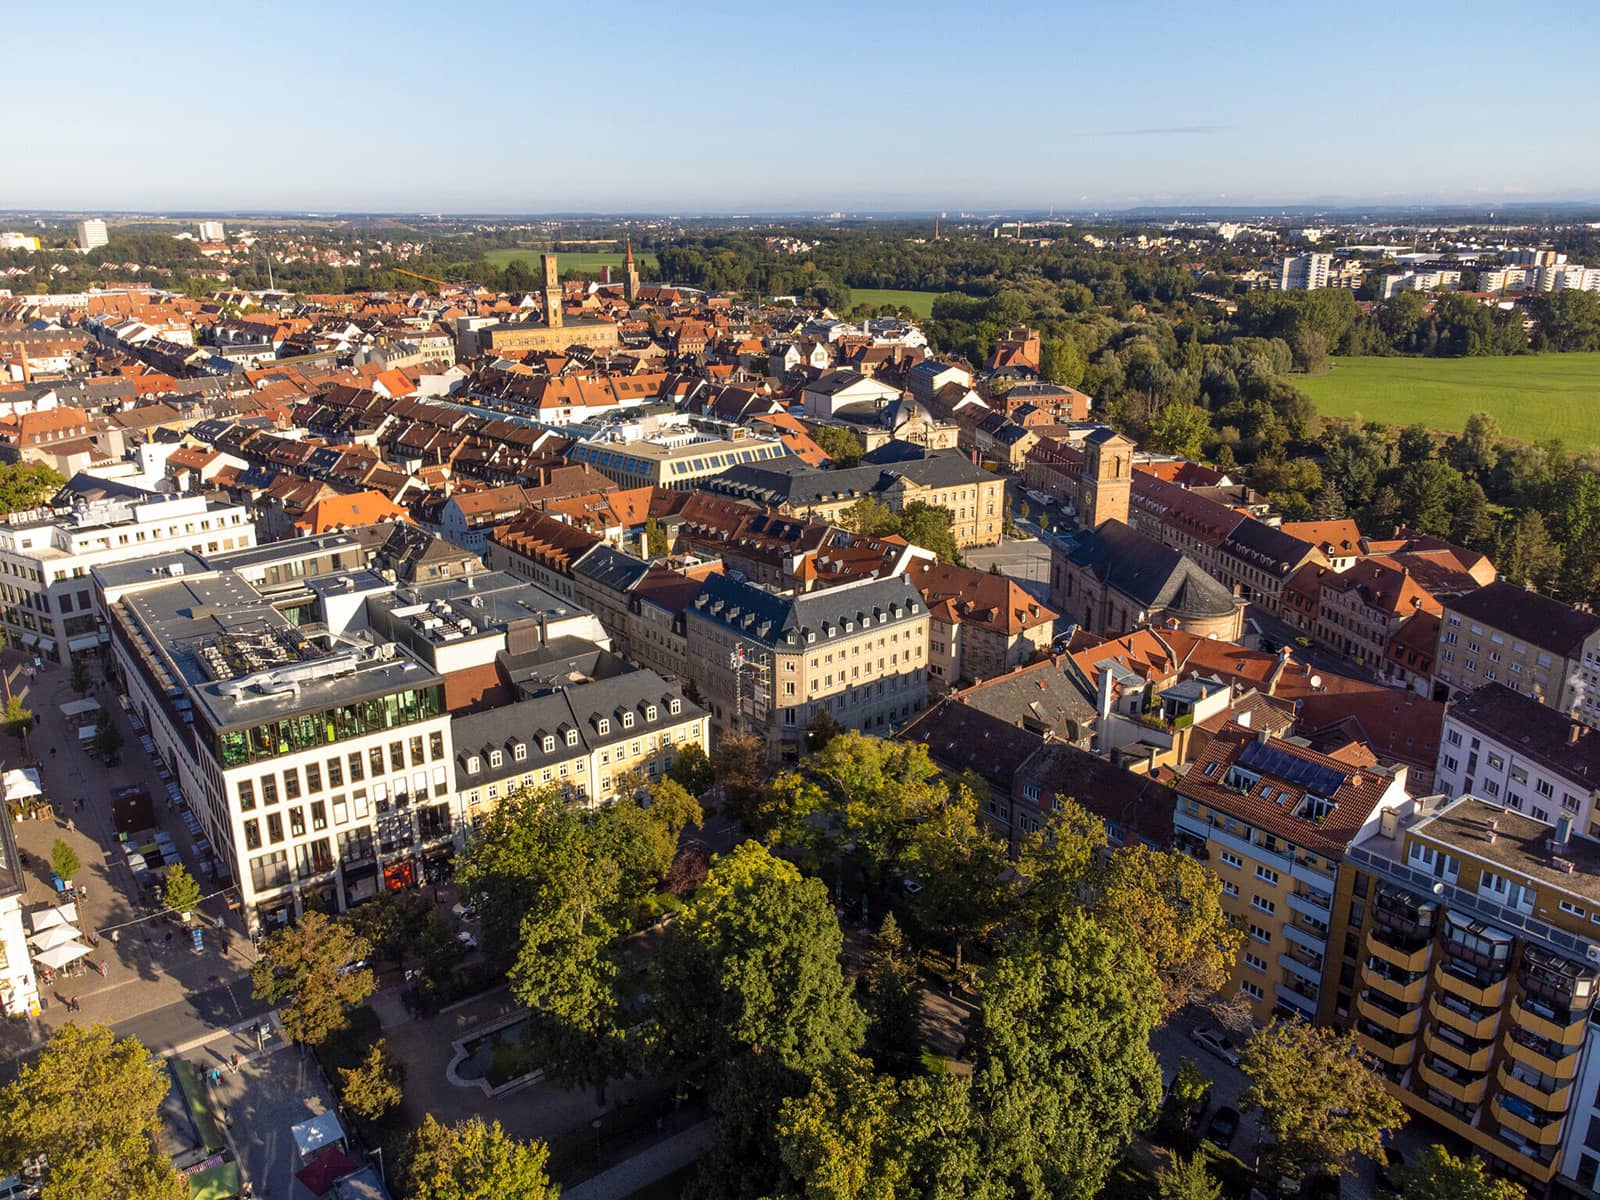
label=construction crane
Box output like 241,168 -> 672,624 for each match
390,267 -> 457,291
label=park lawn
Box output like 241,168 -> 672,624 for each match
1296,353 -> 1600,447
849,287 -> 941,318
483,248 -> 659,274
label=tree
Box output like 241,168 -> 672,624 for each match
48,839 -> 80,884
653,842 -> 865,1074
860,914 -> 922,1076
838,496 -> 901,538
1148,401 -> 1211,460
1397,1144 -> 1524,1200
898,501 -> 960,565
643,515 -> 669,558
1155,1153 -> 1223,1200
397,1115 -> 557,1200
339,1038 -> 405,1120
161,863 -> 203,920
1041,335 -> 1086,388
713,731 -> 767,818
92,718 -> 123,761
69,656 -> 88,695
970,914 -> 1164,1200
3,696 -> 31,738
902,786 -> 1011,971
1496,509 -> 1562,590
806,709 -> 845,752
668,742 -> 715,795
344,889 -> 433,967
1240,1020 -> 1405,1180
0,462 -> 65,518
774,1053 -> 983,1200
811,424 -> 865,468
1014,800 -> 1109,930
645,776 -> 702,845
0,1023 -> 185,1200
1093,844 -> 1242,1019
250,910 -> 374,1046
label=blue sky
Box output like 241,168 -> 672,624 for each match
4,0 -> 1596,212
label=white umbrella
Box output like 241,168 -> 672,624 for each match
28,904 -> 77,932
28,926 -> 82,951
33,940 -> 92,969
1,769 -> 41,800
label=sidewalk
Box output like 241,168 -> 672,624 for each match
563,1120 -> 711,1200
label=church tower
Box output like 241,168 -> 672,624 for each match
1077,429 -> 1134,529
541,253 -> 563,329
623,238 -> 639,302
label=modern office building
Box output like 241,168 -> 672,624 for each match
1173,729 -> 1412,1025
105,563 -> 458,932
0,485 -> 255,664
75,219 -> 108,252
1344,794 -> 1600,1196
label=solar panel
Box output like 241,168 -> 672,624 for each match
1237,738 -> 1346,800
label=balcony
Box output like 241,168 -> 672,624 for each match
1510,995 -> 1586,1048
1433,961 -> 1508,1008
1357,991 -> 1423,1036
1280,948 -> 1325,986
1503,1031 -> 1582,1080
1417,1057 -> 1489,1105
1284,920 -> 1328,953
1363,960 -> 1426,1005
1366,927 -> 1433,973
1423,1026 -> 1494,1073
1275,980 -> 1319,1019
1354,1023 -> 1416,1066
1496,1061 -> 1573,1112
1287,888 -> 1333,922
1426,992 -> 1501,1041
1491,1095 -> 1564,1147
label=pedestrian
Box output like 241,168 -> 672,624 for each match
48,747 -> 55,757
231,1052 -> 240,1070
64,818 -> 73,832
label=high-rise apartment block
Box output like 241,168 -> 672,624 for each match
76,219 -> 108,251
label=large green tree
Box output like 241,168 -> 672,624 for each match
969,913 -> 1164,1200
1240,1019 -> 1405,1180
0,463 -> 65,517
653,841 -> 865,1074
250,910 -> 373,1046
397,1115 -> 558,1200
0,1023 -> 185,1200
1155,1152 -> 1223,1200
1397,1144 -> 1524,1200
339,1038 -> 405,1120
860,914 -> 923,1076
902,785 -> 1011,971
774,1053 -> 986,1200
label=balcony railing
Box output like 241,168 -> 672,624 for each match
1417,1056 -> 1489,1105
1504,1030 -> 1582,1080
1492,1096 -> 1565,1148
1357,990 -> 1423,1036
1434,961 -> 1508,1008
1366,927 -> 1433,973
1496,1061 -> 1573,1112
1423,1025 -> 1494,1073
1510,994 -> 1587,1047
1427,991 -> 1500,1041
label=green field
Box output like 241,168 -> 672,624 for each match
1297,353 -> 1600,447
483,248 -> 659,274
848,287 -> 941,318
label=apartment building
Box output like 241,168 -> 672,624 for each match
566,431 -> 789,489
1433,581 -> 1600,721
451,666 -> 707,818
1437,684 -> 1600,840
685,573 -> 929,758
1173,730 -> 1412,1025
76,219 -> 108,252
105,561 -> 458,933
0,486 -> 254,663
1343,795 -> 1600,1196
707,442 -> 1006,549
1278,252 -> 1332,290
907,559 -> 1057,690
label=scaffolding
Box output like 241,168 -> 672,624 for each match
728,642 -> 771,735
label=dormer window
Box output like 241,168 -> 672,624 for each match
488,750 -> 503,769
646,705 -> 658,722
668,698 -> 682,716
622,711 -> 635,729
597,717 -> 610,736
542,735 -> 556,754
467,755 -> 481,774
565,729 -> 579,747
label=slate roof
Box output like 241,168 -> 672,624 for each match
1067,521 -> 1237,620
1444,581 -> 1600,660
1447,683 -> 1600,787
688,573 -> 924,650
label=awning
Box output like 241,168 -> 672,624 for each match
77,725 -> 97,742
19,634 -> 37,648
28,903 -> 77,931
34,940 -> 92,968
29,925 -> 83,951
58,699 -> 101,719
291,1111 -> 345,1157
67,634 -> 100,652
38,639 -> 55,656
2,768 -> 41,800
186,1163 -> 240,1200
296,1145 -> 360,1196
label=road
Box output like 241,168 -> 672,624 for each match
113,978 -> 273,1057
963,535 -> 1052,603
1244,604 -> 1377,683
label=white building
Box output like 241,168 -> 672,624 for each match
0,233 -> 39,253
0,822 -> 39,1018
196,220 -> 225,243
0,488 -> 255,664
75,220 -> 108,252
1379,269 -> 1463,299
1277,252 -> 1332,290
1436,683 -> 1600,841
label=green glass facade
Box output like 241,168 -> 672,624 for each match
211,684 -> 445,767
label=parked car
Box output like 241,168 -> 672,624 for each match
1205,1105 -> 1240,1150
1189,1024 -> 1242,1067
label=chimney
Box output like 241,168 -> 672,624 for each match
1096,665 -> 1115,728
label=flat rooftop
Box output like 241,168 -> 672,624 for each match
370,570 -> 587,644
1415,795 -> 1600,906
117,575 -> 441,732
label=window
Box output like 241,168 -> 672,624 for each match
369,747 -> 384,778
597,718 -> 610,735
1251,895 -> 1276,915
305,763 -> 322,794
410,736 -> 425,767
348,752 -> 365,782
1241,981 -> 1265,1001
327,758 -> 343,788
1538,779 -> 1555,798
622,711 -> 635,729
289,807 -> 305,838
311,801 -> 327,831
266,812 -> 284,844
669,698 -> 681,715
390,742 -> 405,772
489,750 -> 503,769
1249,923 -> 1271,944
1220,850 -> 1243,870
1222,881 -> 1240,897
430,731 -> 444,761
1244,952 -> 1267,973
244,819 -> 261,850
542,735 -> 555,754
1561,900 -> 1587,918
565,729 -> 579,747
260,775 -> 279,806
513,743 -> 528,762
646,704 -> 658,722
238,780 -> 255,812
467,755 -> 481,774
1256,865 -> 1279,885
